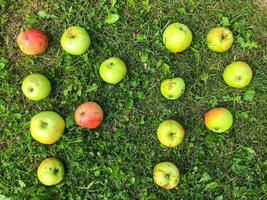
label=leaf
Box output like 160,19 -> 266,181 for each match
25,16 -> 38,23
18,180 -> 26,188
0,195 -> 11,200
199,172 -> 212,182
86,83 -> 98,93
137,91 -> 145,100
221,16 -> 231,26
104,14 -> 119,24
243,89 -> 255,101
127,0 -> 136,7
205,181 -> 219,190
215,195 -> 223,200
161,63 -> 171,75
38,10 -> 58,19
110,0 -> 117,8
140,51 -> 149,62
242,146 -> 255,154
65,116 -> 74,128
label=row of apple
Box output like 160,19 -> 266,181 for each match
17,22 -> 253,189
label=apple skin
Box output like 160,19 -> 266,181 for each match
163,22 -> 192,53
207,27 -> 233,52
60,26 -> 91,55
223,61 -> 252,89
204,107 -> 233,133
22,74 -> 51,101
74,102 -> 104,129
99,57 -> 127,84
30,111 -> 65,144
160,78 -> 185,100
37,157 -> 65,186
153,162 -> 180,190
17,29 -> 48,55
157,119 -> 185,147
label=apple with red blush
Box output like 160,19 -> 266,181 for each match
74,102 -> 104,129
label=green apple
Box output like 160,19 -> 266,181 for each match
22,74 -> 51,101
207,27 -> 234,52
163,22 -> 192,53
204,107 -> 233,133
37,157 -> 65,186
60,26 -> 90,55
157,119 -> 185,147
99,57 -> 127,84
223,61 -> 252,89
30,111 -> 65,144
160,77 -> 185,100
153,162 -> 180,189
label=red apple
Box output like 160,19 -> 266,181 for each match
74,102 -> 104,129
17,29 -> 48,55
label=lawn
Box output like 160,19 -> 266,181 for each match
0,0 -> 266,199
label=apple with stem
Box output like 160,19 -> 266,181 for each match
30,111 -> 65,144
207,27 -> 233,52
157,119 -> 185,147
204,107 -> 233,133
223,61 -> 252,89
75,102 -> 104,129
22,74 -> 51,101
160,78 -> 185,100
17,29 -> 48,55
60,26 -> 91,55
99,57 -> 127,84
153,162 -> 180,189
37,157 -> 65,186
163,22 -> 192,53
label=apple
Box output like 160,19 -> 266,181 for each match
17,29 -> 48,55
74,101 -> 104,129
223,61 -> 252,89
160,78 -> 185,100
30,111 -> 65,144
99,57 -> 127,84
37,157 -> 65,186
163,22 -> 192,53
60,26 -> 91,55
153,162 -> 180,189
207,27 -> 234,52
21,74 -> 51,101
157,119 -> 185,147
204,107 -> 233,133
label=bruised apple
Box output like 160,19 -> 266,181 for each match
17,29 -> 48,55
74,102 -> 104,129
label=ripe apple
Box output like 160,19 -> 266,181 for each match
157,119 -> 185,147
37,157 -> 65,186
74,102 -> 104,129
21,74 -> 51,101
17,29 -> 48,55
60,26 -> 91,55
223,61 -> 252,89
204,107 -> 233,133
160,77 -> 185,100
207,27 -> 234,52
99,57 -> 127,84
30,111 -> 65,144
163,22 -> 192,53
153,162 -> 180,189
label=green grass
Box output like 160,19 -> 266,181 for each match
0,0 -> 266,199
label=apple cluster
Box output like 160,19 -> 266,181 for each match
17,22 -> 253,188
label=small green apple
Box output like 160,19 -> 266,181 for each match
37,157 -> 65,186
163,22 -> 192,53
157,119 -> 185,147
60,26 -> 90,55
160,77 -> 185,100
30,111 -> 65,144
207,27 -> 233,52
99,57 -> 127,84
223,61 -> 252,89
22,74 -> 51,101
153,162 -> 180,189
204,107 -> 233,133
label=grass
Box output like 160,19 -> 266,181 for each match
0,0 -> 266,199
